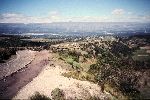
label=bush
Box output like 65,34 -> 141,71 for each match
73,61 -> 80,69
62,71 -> 95,82
104,83 -> 127,99
104,83 -> 141,100
51,88 -> 65,100
30,92 -> 51,100
84,54 -> 92,58
66,58 -> 74,65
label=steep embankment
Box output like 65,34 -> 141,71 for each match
14,53 -> 111,99
0,50 -> 49,99
0,50 -> 111,99
0,50 -> 36,80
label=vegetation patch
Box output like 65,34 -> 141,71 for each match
0,48 -> 16,63
51,88 -> 65,100
104,83 -> 127,99
72,61 -> 81,69
62,71 -> 95,82
87,41 -> 144,99
66,57 -> 74,65
58,52 -> 81,70
104,83 -> 141,100
132,49 -> 150,61
30,92 -> 51,100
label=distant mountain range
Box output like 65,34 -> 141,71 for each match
0,22 -> 150,36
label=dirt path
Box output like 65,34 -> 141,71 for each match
0,50 -> 36,80
0,50 -> 49,99
13,53 -> 111,100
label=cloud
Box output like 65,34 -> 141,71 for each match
0,12 -> 150,23
143,15 -> 150,20
66,16 -> 109,22
1,13 -> 24,18
0,12 -> 109,23
111,9 -> 125,15
0,13 -> 59,23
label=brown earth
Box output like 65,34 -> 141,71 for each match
0,50 -> 49,99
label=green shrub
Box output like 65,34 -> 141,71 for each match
84,54 -> 92,58
104,83 -> 141,100
104,83 -> 127,99
66,58 -> 74,65
62,71 -> 95,82
30,92 -> 51,100
73,61 -> 80,69
51,88 -> 65,100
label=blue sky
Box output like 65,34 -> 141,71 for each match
0,0 -> 150,23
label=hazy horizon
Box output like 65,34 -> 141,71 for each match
0,0 -> 150,23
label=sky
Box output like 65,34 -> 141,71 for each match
0,0 -> 150,23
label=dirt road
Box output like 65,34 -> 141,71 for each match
0,50 -> 49,99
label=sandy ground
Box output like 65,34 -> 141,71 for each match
14,53 -> 110,100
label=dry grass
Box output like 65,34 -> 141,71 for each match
104,84 -> 126,99
62,71 -> 96,82
80,58 -> 97,72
